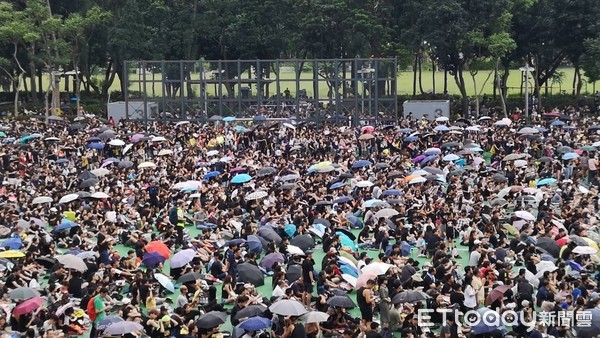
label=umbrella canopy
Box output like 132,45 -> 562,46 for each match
145,241 -> 171,258
0,237 -> 22,250
12,297 -> 45,316
471,308 -> 505,335
352,160 -> 373,169
573,246 -> 597,255
327,295 -> 356,308
237,317 -> 271,333
301,311 -> 330,324
103,321 -> 144,335
231,174 -> 253,184
56,254 -> 87,271
485,285 -> 510,305
286,265 -> 302,283
170,249 -> 196,268
97,316 -> 125,331
246,191 -> 268,201
515,210 -> 536,221
247,235 -> 263,255
257,167 -> 277,177
269,299 -> 308,316
142,251 -> 166,268
177,272 -> 207,284
8,287 -> 40,301
58,193 -> 79,204
374,208 -> 399,219
259,253 -> 285,271
290,234 -> 315,251
32,196 -> 53,204
536,237 -> 560,258
234,305 -> 268,320
392,290 -> 430,304
238,263 -> 265,286
154,273 -> 175,293
196,311 -> 228,329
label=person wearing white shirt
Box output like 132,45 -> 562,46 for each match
463,276 -> 477,310
272,280 -> 287,299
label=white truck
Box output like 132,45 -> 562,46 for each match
402,100 -> 450,120
107,101 -> 158,121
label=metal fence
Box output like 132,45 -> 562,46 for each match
124,58 -> 398,125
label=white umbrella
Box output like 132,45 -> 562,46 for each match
123,144 -> 133,155
245,191 -> 268,201
269,299 -> 307,316
158,149 -> 173,156
91,192 -> 109,199
341,274 -> 357,288
355,180 -> 374,188
154,273 -> 175,293
435,116 -> 449,122
188,193 -> 202,199
515,210 -> 535,221
32,196 -> 53,204
494,118 -> 512,126
56,254 -> 87,272
175,121 -> 190,127
45,137 -> 60,142
374,208 -> 399,219
173,181 -> 202,190
151,136 -> 167,142
138,161 -> 157,169
362,262 -> 393,275
535,261 -> 558,278
409,176 -> 427,184
206,150 -> 219,157
108,139 -> 125,147
466,126 -> 480,132
573,246 -> 598,255
58,194 -> 79,204
300,311 -> 330,324
514,159 -> 528,168
287,245 -> 305,256
443,154 -> 460,161
90,168 -> 110,177
283,123 -> 296,130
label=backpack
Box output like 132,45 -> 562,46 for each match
87,296 -> 97,322
169,206 -> 178,225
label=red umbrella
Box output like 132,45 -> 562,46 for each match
485,285 -> 510,306
12,297 -> 45,316
145,241 -> 171,259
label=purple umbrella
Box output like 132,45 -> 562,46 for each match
130,133 -> 145,143
412,155 -> 426,163
29,217 -> 46,227
101,158 -> 119,167
170,249 -> 196,268
229,167 -> 246,174
142,252 -> 166,268
259,252 -> 285,272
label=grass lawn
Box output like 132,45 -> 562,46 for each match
9,67 -> 598,103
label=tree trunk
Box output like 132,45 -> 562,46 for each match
496,58 -> 508,118
431,57 -> 436,95
572,65 -> 578,97
443,69 -> 448,94
454,66 -> 469,117
101,62 -> 117,106
575,67 -> 583,97
471,72 -> 479,116
12,43 -> 26,116
534,55 -> 542,113
412,54 -> 418,96
492,67 -> 497,100
29,42 -> 37,104
418,54 -> 424,95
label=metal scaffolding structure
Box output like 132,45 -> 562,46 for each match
124,58 -> 398,125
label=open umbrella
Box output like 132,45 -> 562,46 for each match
573,246 -> 597,255
269,299 -> 307,316
352,160 -> 372,169
234,305 -> 268,320
301,311 -> 330,324
56,254 -> 87,271
257,227 -> 282,245
374,208 -> 399,219
58,193 -> 79,204
8,287 -> 40,301
392,290 -> 430,304
290,234 -> 315,251
536,237 -> 560,258
32,196 -> 52,204
154,273 -> 175,293
104,321 -> 144,335
237,316 -> 271,333
246,235 -> 263,255
485,285 -> 510,305
286,265 -> 302,283
237,263 -> 264,286
514,210 -> 535,221
145,241 -> 171,258
0,237 -> 22,250
170,249 -> 196,268
328,295 -> 356,308
231,174 -> 252,184
142,252 -> 166,268
12,297 -> 45,316
196,311 -> 228,329
259,253 -> 285,271
246,190 -> 268,201
177,272 -> 207,284
97,316 -> 125,331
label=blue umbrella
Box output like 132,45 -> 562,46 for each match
334,196 -> 354,204
53,220 -> 78,232
203,171 -> 221,180
536,127 -> 548,132
142,252 -> 166,268
562,152 -> 579,160
97,316 -> 124,331
247,235 -> 263,255
382,189 -> 401,196
254,115 -> 267,122
352,160 -> 373,169
234,126 -> 247,132
398,128 -> 413,134
339,263 -> 359,278
225,238 -> 247,247
404,136 -> 418,142
330,182 -> 345,190
238,316 -> 271,331
0,237 -> 22,250
56,159 -> 69,164
471,308 -> 505,335
181,186 -> 198,192
434,125 -> 449,132
424,148 -> 442,156
420,155 -> 436,166
20,135 -> 36,143
223,116 -> 236,122
550,120 -> 565,127
345,215 -> 363,228
231,174 -> 252,184
537,178 -> 557,187
337,232 -> 357,251
284,224 -> 296,238
69,97 -> 78,102
311,223 -> 326,236
88,142 -> 105,149
363,199 -> 382,208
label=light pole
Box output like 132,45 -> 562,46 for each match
520,64 -> 535,121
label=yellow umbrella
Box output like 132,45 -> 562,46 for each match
63,211 -> 77,222
340,251 -> 358,265
0,250 -> 25,258
315,161 -> 333,169
216,136 -> 225,144
502,223 -> 519,237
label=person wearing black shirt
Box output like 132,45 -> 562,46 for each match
301,251 -> 315,308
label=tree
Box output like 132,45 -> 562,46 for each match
580,38 -> 600,88
0,2 -> 40,115
488,32 -> 516,117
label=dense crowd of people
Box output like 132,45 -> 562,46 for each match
0,106 -> 598,338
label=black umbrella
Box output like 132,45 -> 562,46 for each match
312,218 -> 331,227
536,237 -> 560,258
257,227 -> 282,245
375,163 -> 390,169
77,170 -> 96,180
86,137 -> 101,143
75,191 -> 91,199
195,311 -> 228,329
177,272 -> 207,284
234,304 -> 268,320
279,183 -> 299,190
80,178 -> 99,189
36,257 -> 57,269
285,265 -> 302,284
338,173 -> 353,179
388,170 -> 402,179
314,201 -> 333,206
392,290 -> 431,304
441,142 -> 461,148
327,295 -> 356,308
237,263 -> 265,286
492,173 -> 508,183
118,161 -> 133,169
290,234 -> 315,252
257,167 -> 277,177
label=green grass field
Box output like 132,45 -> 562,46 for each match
11,67 -> 598,101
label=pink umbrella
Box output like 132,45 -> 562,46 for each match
361,126 -> 374,134
229,167 -> 246,174
130,133 -> 145,143
12,297 -> 45,316
356,271 -> 378,289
